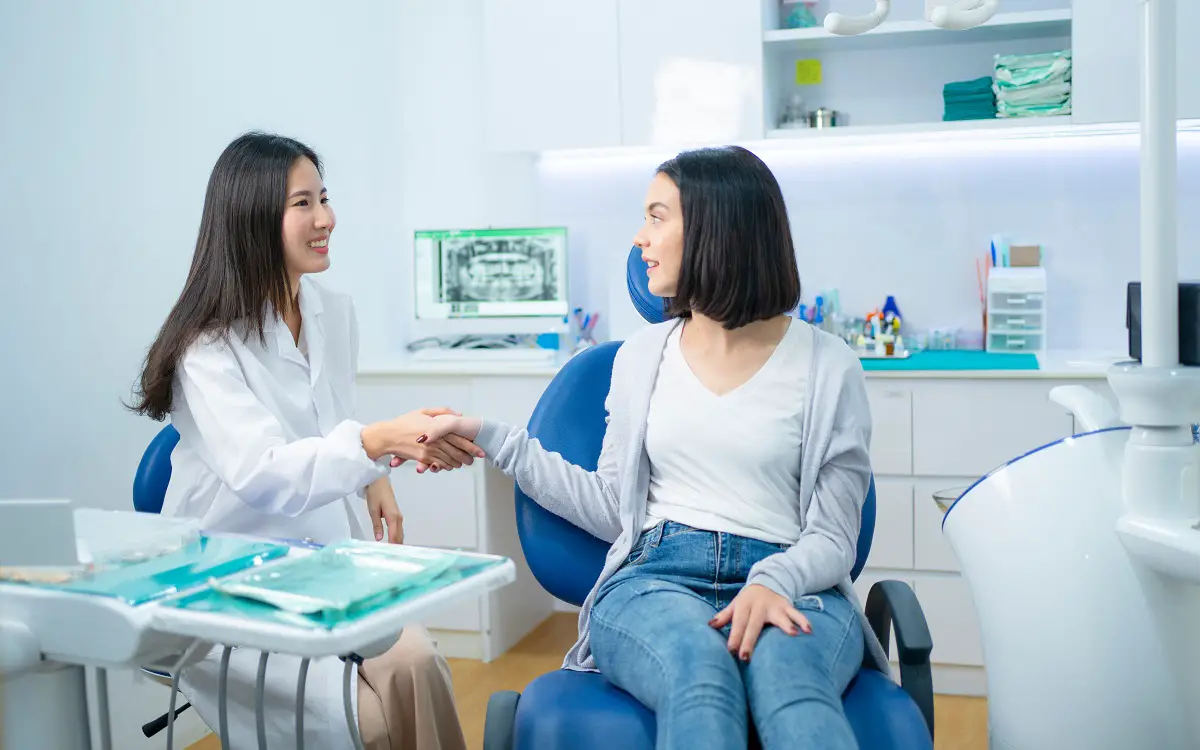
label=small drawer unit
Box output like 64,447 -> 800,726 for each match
987,268 -> 1046,354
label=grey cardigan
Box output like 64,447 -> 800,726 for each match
473,318 -> 891,675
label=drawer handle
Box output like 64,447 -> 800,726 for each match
1007,318 -> 1026,326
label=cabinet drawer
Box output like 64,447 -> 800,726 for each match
988,332 -> 1043,353
852,572 -> 912,669
355,379 -> 472,423
911,478 -> 976,572
912,576 -> 984,667
867,479 -> 913,570
989,311 -> 1043,332
866,385 -> 913,475
389,462 -> 478,550
988,291 -> 1044,311
912,381 -> 1073,477
423,596 -> 483,632
469,376 -> 553,431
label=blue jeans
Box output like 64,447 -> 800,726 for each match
591,521 -> 864,750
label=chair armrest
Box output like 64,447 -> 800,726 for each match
864,580 -> 935,740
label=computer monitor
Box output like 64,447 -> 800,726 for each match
413,227 -> 570,336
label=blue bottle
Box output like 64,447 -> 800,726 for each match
882,295 -> 902,330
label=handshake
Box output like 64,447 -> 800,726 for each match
361,408 -> 485,474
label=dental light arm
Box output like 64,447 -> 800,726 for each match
824,0 -> 890,35
931,0 -> 999,30
822,1 -> 998,36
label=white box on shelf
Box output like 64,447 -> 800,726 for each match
986,267 -> 1047,354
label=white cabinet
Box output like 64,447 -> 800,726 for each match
616,0 -> 764,146
912,478 -> 975,573
868,479 -> 914,570
857,373 -> 1097,695
911,380 -> 1073,477
388,461 -> 479,549
355,379 -> 480,549
1072,0 -> 1200,124
354,370 -> 555,660
867,385 -> 913,475
482,0 -> 623,151
912,577 -> 984,667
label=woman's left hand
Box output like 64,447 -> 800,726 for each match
365,477 -> 404,544
709,584 -> 811,661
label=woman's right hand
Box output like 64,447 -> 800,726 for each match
361,408 -> 485,470
411,415 -> 483,473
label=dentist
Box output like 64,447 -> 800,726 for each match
129,131 -> 477,750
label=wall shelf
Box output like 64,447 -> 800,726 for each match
764,9 -> 1072,52
765,115 -> 1073,142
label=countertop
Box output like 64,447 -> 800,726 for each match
358,349 -> 1128,380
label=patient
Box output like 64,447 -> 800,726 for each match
416,145 -> 888,749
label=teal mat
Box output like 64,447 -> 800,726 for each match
860,350 -> 1039,371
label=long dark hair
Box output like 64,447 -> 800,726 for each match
129,132 -> 322,421
656,145 -> 800,330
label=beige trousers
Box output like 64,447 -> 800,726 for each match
356,626 -> 467,750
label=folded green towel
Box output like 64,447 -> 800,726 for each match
944,91 -> 996,105
944,111 -> 997,121
943,76 -> 994,95
945,109 -> 997,120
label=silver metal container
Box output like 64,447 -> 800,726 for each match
806,108 -> 842,128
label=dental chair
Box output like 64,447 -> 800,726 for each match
481,247 -> 936,750
131,423 -> 192,738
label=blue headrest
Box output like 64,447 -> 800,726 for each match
514,342 -> 621,605
626,246 -> 667,324
133,424 -> 180,514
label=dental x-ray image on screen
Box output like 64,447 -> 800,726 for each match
441,236 -> 559,304
413,227 -> 569,324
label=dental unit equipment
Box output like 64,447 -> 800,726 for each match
814,2 -> 1200,748
0,503 -> 516,750
940,1 -> 1199,748
824,1 -> 999,36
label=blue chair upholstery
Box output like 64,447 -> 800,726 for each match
133,424 -> 180,514
131,423 -> 191,738
487,247 -> 934,750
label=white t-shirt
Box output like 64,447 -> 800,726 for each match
644,319 -> 811,545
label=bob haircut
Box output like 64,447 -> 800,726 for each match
655,145 -> 801,330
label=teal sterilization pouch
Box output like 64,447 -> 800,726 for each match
203,540 -> 484,627
47,536 -> 289,605
993,51 -> 1072,90
160,550 -> 505,630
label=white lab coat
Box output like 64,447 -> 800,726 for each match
162,276 -> 392,749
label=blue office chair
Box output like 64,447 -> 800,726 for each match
132,423 -> 193,738
482,247 -> 935,750
133,423 -> 180,514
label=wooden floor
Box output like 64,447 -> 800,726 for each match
189,613 -> 987,750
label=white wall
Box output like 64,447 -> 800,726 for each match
0,1 -> 532,746
535,134 -> 1200,352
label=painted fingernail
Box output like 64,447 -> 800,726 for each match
803,624 -> 812,634
416,434 -> 428,444
376,531 -> 383,541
